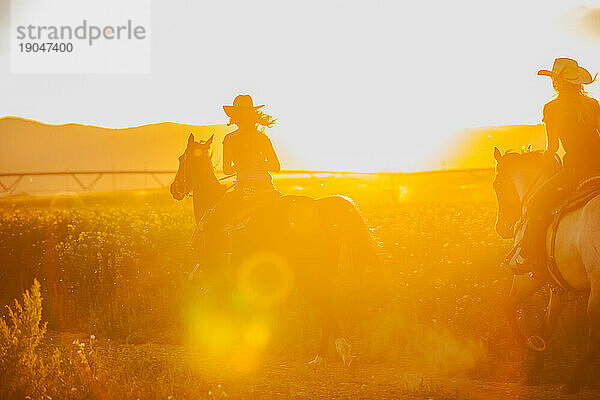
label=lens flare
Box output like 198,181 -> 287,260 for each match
237,251 -> 294,308
243,321 -> 270,348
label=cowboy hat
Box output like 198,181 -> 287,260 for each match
538,58 -> 596,85
223,94 -> 264,117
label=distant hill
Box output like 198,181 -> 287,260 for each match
0,117 -> 233,173
1,117 -> 552,173
438,124 -> 549,169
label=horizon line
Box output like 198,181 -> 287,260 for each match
0,115 -> 543,133
0,115 -> 228,131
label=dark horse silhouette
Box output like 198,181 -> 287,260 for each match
170,133 -> 380,366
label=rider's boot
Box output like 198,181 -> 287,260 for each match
515,242 -> 548,280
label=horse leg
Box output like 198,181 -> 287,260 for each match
504,274 -> 545,348
564,280 -> 600,394
319,322 -> 332,358
308,311 -> 332,367
330,319 -> 356,367
524,289 -> 566,385
323,297 -> 356,368
307,279 -> 335,367
308,282 -> 355,368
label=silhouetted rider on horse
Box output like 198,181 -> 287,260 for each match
222,94 -> 281,196
196,94 -> 282,265
170,95 -> 378,367
509,58 -> 600,277
495,59 -> 600,393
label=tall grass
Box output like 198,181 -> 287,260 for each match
0,179 -> 594,388
0,280 -> 230,399
0,280 -> 68,399
0,197 -> 196,339
0,279 -> 44,398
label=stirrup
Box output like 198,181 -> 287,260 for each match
512,257 -> 547,280
502,246 -> 529,275
527,335 -> 547,352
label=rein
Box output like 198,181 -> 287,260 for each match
187,174 -> 236,197
220,174 -> 238,192
218,174 -> 237,182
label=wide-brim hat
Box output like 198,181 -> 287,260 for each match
538,58 -> 595,85
223,94 -> 264,117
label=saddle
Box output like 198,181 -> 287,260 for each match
546,175 -> 600,292
554,175 -> 600,214
192,188 -> 282,258
506,175 -> 600,290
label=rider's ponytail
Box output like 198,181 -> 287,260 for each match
228,109 -> 277,132
255,110 -> 277,130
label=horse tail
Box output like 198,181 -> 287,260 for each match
322,196 -> 384,307
321,196 -> 381,276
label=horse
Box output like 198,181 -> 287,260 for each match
493,147 -> 600,393
170,133 -> 380,367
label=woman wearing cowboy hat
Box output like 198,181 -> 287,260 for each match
194,94 -> 280,268
222,94 -> 281,194
520,58 -> 600,271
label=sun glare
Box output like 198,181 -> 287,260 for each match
4,1 -> 600,172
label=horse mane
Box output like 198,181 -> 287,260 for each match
503,149 -> 544,158
501,148 -> 562,175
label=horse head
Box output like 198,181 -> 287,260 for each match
170,133 -> 215,201
492,147 -> 561,239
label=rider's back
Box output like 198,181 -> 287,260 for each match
543,94 -> 600,172
223,129 -> 274,189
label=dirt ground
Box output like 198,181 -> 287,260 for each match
199,359 -> 600,400
43,332 -> 600,400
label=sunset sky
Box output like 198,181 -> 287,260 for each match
1,0 -> 600,171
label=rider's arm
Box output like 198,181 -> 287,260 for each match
542,103 -> 559,156
264,137 -> 281,173
222,140 -> 235,175
545,125 -> 559,155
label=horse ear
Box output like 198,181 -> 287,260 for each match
493,147 -> 502,163
206,134 -> 214,147
187,133 -> 195,147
